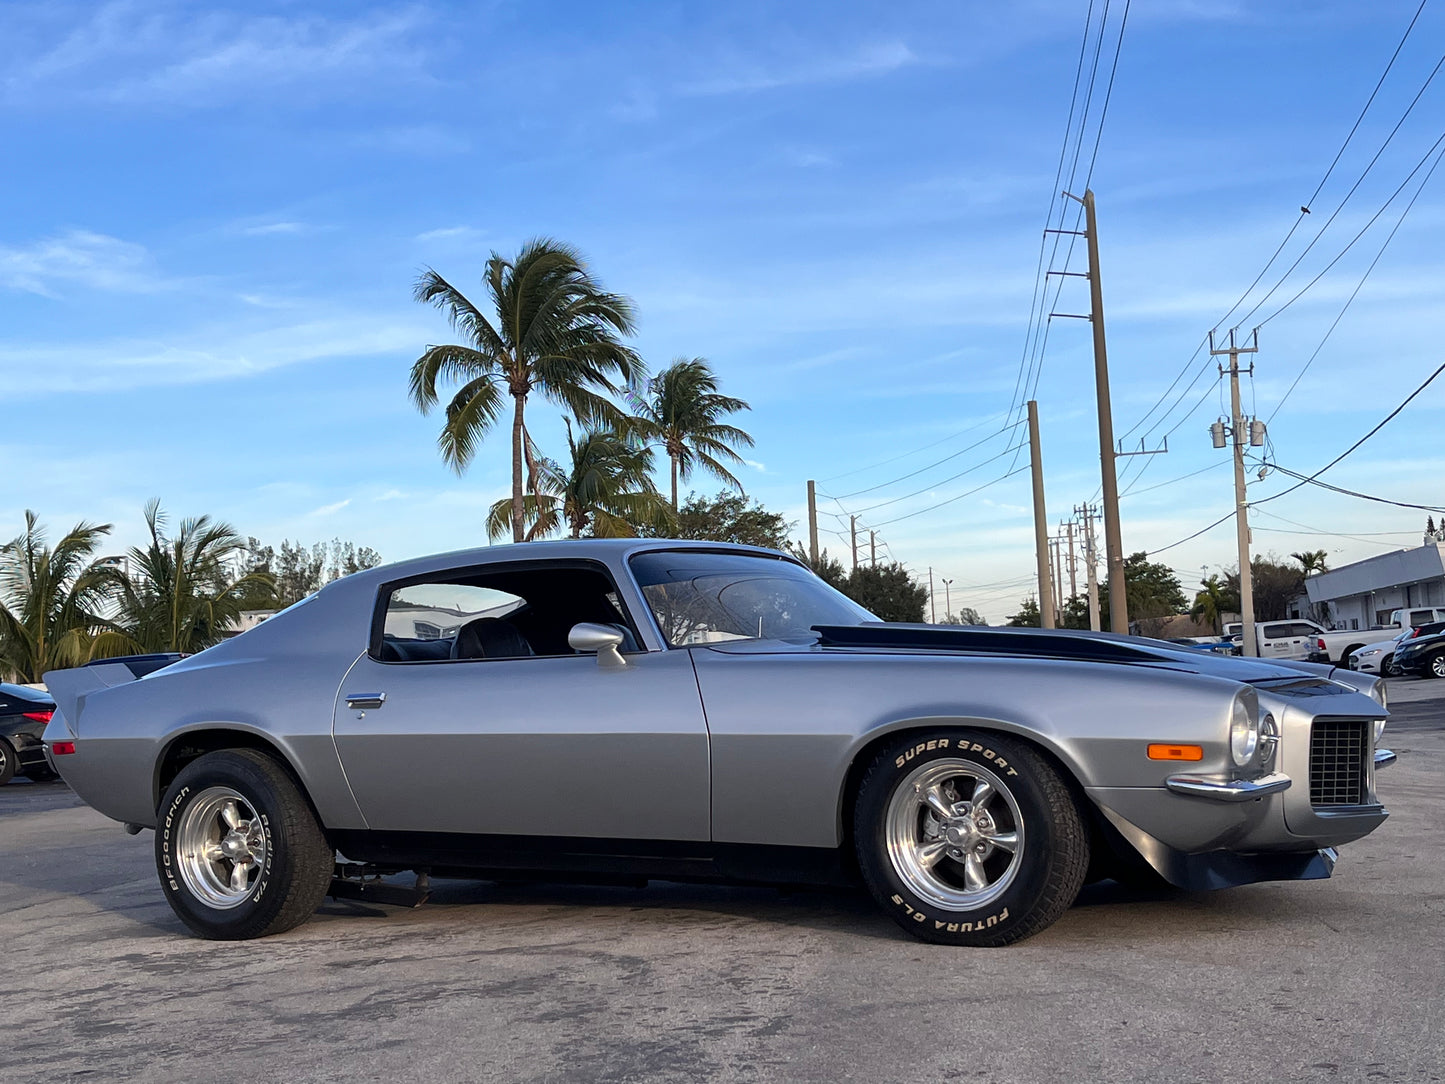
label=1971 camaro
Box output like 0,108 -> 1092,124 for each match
42,540 -> 1395,946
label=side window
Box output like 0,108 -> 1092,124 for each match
1261,624 -> 1290,640
1411,610 -> 1433,625
374,564 -> 639,663
1290,623 -> 1319,637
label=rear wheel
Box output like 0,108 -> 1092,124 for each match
1382,654 -> 1398,677
853,730 -> 1089,946
1430,651 -> 1445,679
156,749 -> 333,940
0,739 -> 15,785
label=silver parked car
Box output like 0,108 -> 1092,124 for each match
43,541 -> 1395,946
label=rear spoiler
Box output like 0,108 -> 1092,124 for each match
42,653 -> 184,730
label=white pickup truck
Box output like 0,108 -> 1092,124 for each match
1223,607 -> 1445,665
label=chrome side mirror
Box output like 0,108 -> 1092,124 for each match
568,623 -> 627,669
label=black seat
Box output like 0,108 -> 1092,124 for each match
451,617 -> 536,660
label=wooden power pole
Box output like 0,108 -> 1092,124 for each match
1211,329 -> 1262,657
1026,400 -> 1056,628
806,480 -> 819,565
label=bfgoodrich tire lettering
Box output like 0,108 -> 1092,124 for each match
853,730 -> 1089,947
156,749 -> 333,940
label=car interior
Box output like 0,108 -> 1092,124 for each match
376,564 -> 641,663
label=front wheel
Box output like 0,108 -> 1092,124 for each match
156,749 -> 334,940
1430,651 -> 1445,679
853,730 -> 1089,946
1382,654 -> 1398,677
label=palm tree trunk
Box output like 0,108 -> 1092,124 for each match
510,394 -> 526,543
670,455 -> 679,513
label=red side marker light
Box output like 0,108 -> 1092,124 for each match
22,710 -> 54,724
51,741 -> 76,756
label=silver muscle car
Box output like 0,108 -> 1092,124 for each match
42,540 -> 1396,945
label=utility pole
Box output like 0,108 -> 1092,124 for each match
1026,400 -> 1056,628
928,567 -> 936,623
942,578 -> 953,622
1210,329 -> 1262,657
1051,537 -> 1065,618
1076,504 -> 1102,631
850,515 -> 858,572
1065,520 -> 1077,602
1055,189 -> 1128,633
806,480 -> 819,565
870,530 -> 876,568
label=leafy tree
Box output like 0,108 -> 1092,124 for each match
787,544 -> 849,590
843,562 -> 928,622
629,358 -> 754,510
486,422 -> 670,540
104,502 -> 274,655
1058,594 -> 1092,630
1102,553 -> 1187,628
940,607 -> 985,626
239,538 -> 382,609
1006,596 -> 1042,627
651,491 -> 792,551
0,512 -> 116,682
410,238 -> 639,542
1224,554 -> 1306,623
1190,574 -> 1237,635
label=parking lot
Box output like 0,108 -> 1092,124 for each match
3,682 -> 1443,1084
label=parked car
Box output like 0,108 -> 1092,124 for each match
1349,621 -> 1445,676
0,683 -> 58,784
1388,606 -> 1445,630
42,541 -> 1394,947
1395,623 -> 1445,678
1221,619 -> 1374,666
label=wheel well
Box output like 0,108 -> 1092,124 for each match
1341,644 -> 1365,662
837,723 -> 1110,864
155,729 -> 307,813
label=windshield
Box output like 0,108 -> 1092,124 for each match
629,551 -> 875,646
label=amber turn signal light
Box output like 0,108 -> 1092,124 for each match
1147,743 -> 1203,761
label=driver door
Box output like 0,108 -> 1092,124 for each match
331,564 -> 711,841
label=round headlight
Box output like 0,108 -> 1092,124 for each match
1230,692 -> 1259,766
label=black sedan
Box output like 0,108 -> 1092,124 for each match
0,683 -> 58,784
1395,626 -> 1445,679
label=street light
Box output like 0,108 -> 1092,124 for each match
942,578 -> 953,622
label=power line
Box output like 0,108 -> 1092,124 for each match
1251,358 -> 1445,508
1266,137 -> 1445,421
1117,3 -> 1435,442
823,418 -> 1024,500
872,464 -> 1033,528
1121,459 -> 1229,499
845,443 -> 1021,515
1251,506 -> 1427,541
1233,50 -> 1445,332
817,410 -> 1015,484
1254,130 -> 1445,330
1147,510 -> 1236,557
1252,462 -> 1445,513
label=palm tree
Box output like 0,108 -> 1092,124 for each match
630,357 -> 754,511
0,512 -> 117,682
1190,574 -> 1233,635
1291,550 -> 1329,575
486,422 -> 671,541
105,502 -> 273,654
410,238 -> 640,542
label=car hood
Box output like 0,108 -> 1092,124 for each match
802,623 -> 1347,687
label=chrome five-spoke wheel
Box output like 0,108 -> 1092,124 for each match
176,786 -> 269,909
886,759 -> 1024,910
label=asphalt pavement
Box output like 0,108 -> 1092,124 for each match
2,682 -> 1443,1083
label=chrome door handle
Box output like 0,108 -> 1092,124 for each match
345,692 -> 387,710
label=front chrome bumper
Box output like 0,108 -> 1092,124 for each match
1165,771 -> 1292,802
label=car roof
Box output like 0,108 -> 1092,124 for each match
0,682 -> 55,703
325,538 -> 799,595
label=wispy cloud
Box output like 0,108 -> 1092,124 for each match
682,40 -> 918,96
310,498 -> 351,517
0,312 -> 431,393
744,459 -> 768,473
3,4 -> 434,108
375,489 -> 407,502
0,229 -> 172,296
416,225 -> 487,244
242,221 -> 309,236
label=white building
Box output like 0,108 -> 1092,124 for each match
1303,542 -> 1445,630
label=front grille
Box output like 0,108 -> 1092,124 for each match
1309,720 -> 1370,807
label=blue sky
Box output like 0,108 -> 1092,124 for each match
3,0 -> 1443,621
